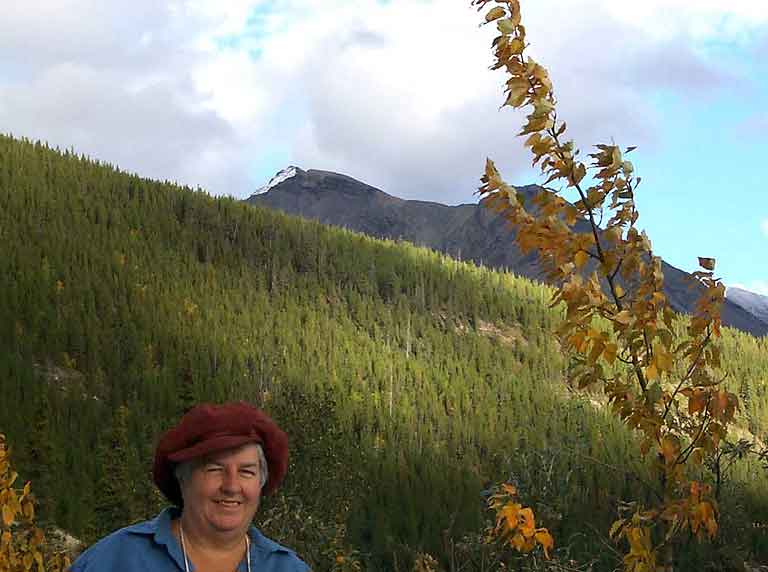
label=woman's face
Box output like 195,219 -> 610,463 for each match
180,443 -> 264,535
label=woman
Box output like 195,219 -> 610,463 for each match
70,402 -> 309,571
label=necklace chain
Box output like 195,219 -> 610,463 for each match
179,521 -> 252,572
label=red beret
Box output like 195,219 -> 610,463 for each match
153,402 -> 288,506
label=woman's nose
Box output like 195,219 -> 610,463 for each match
220,468 -> 239,492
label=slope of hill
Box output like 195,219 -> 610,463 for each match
729,287 -> 768,324
2,135 -> 768,570
247,167 -> 768,337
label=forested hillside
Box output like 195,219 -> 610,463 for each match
247,167 -> 768,338
2,134 -> 768,570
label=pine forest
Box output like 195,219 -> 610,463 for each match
2,133 -> 768,570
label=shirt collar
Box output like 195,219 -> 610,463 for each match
127,507 -> 289,555
247,526 -> 289,554
125,507 -> 178,540
126,507 -> 187,569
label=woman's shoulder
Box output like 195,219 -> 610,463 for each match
67,527 -> 146,571
249,527 -> 311,571
68,510 -> 178,571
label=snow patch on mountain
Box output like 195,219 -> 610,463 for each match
255,166 -> 299,194
727,286 -> 768,324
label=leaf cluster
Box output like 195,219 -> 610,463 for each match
473,0 -> 740,567
487,483 -> 554,559
0,433 -> 70,572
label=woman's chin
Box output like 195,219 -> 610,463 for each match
209,516 -> 245,532
204,509 -> 242,528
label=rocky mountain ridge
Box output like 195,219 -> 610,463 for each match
246,167 -> 768,338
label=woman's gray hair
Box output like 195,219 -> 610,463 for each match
174,443 -> 269,489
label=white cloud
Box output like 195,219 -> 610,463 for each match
0,0 -> 766,201
268,0 -> 750,202
0,0 -> 256,195
762,219 -> 768,237
599,0 -> 768,42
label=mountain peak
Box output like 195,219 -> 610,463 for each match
254,166 -> 302,195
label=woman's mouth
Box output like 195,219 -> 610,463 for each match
215,500 -> 242,508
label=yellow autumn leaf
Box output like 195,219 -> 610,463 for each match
574,250 -> 589,269
564,205 -> 578,226
497,18 -> 517,35
569,331 -> 587,353
508,37 -> 525,55
501,483 -> 517,496
603,343 -> 618,364
534,529 -> 554,558
626,528 -> 644,556
482,159 -> 498,179
518,507 -> 536,537
500,502 -> 522,528
609,518 -> 626,540
610,146 -> 622,167
704,507 -> 718,538
711,390 -> 736,421
524,132 -> 541,148
22,499 -> 34,519
690,480 -> 710,499
660,435 -> 680,464
510,532 -> 526,551
588,339 -> 605,364
570,162 -> 587,186
655,349 -> 673,372
697,257 -> 716,271
688,388 -> 708,415
2,504 -> 14,526
504,85 -> 528,108
484,6 -> 506,22
614,310 -> 632,325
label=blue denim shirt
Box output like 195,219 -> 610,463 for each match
69,508 -> 309,571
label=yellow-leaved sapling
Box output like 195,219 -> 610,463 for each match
471,0 -> 735,568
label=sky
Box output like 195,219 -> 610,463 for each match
1,0 -> 767,294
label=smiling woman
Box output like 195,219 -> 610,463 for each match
69,402 -> 309,572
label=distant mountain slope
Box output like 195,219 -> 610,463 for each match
728,287 -> 768,324
247,167 -> 768,338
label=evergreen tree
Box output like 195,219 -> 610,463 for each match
26,392 -> 55,524
90,405 -> 135,539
